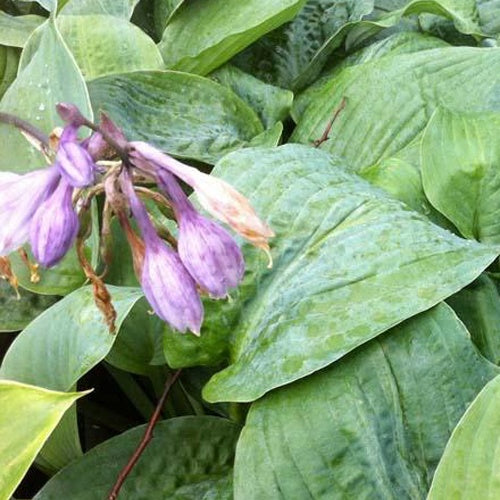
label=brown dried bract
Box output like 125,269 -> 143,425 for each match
76,236 -> 117,334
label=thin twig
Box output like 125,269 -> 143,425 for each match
313,97 -> 347,148
107,369 -> 183,500
0,111 -> 50,147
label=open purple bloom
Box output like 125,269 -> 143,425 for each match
29,177 -> 79,268
0,168 -> 59,256
120,172 -> 203,334
56,124 -> 96,187
157,171 -> 244,298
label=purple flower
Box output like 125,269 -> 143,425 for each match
0,168 -> 59,256
29,177 -> 79,268
129,141 -> 274,265
56,124 -> 96,187
157,171 -> 244,298
120,172 -> 203,334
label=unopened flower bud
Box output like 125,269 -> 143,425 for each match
157,171 -> 244,298
120,172 -> 203,334
56,102 -> 86,126
83,131 -> 108,161
29,178 -> 79,268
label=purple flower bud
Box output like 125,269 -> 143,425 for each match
0,168 -> 59,256
56,103 -> 85,126
141,241 -> 204,334
56,124 -> 96,187
83,131 -> 108,161
29,178 -> 79,268
157,171 -> 244,298
120,172 -> 203,334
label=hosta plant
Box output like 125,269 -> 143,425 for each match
0,0 -> 500,499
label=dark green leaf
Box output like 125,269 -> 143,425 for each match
9,246 -> 86,296
106,298 -> 166,375
292,0 -> 482,89
233,0 -> 373,89
153,0 -> 185,36
0,280 -> 58,332
447,274 -> 500,365
88,70 -> 264,163
35,416 -> 239,499
0,45 -> 20,99
234,304 -> 499,499
211,64 -> 293,128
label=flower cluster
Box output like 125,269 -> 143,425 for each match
0,104 -> 273,335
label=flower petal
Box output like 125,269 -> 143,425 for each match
0,168 -> 59,256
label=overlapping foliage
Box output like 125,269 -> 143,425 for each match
1,0 -> 500,498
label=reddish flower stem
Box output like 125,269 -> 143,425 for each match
313,97 -> 347,147
107,369 -> 183,500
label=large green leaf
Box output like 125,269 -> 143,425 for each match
233,0 -> 373,89
0,45 -> 20,99
22,0 -> 57,11
292,47 -> 500,173
57,15 -> 163,80
0,285 -> 143,391
9,246 -> 85,296
0,281 -> 58,333
88,70 -> 264,163
234,304 -> 499,499
478,0 -> 500,36
106,298 -> 165,375
0,17 -> 92,173
292,0 -> 482,89
61,0 -> 139,18
153,0 -> 186,36
158,0 -> 307,75
447,274 -> 500,365
428,374 -> 500,500
0,286 -> 143,471
291,31 -> 449,121
234,0 -> 478,90
421,107 -> 500,244
35,416 -> 239,499
0,380 -> 86,500
198,145 -> 498,403
0,12 -> 45,47
360,136 -> 454,229
211,64 -> 293,128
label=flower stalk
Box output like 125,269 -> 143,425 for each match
0,103 -> 273,334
